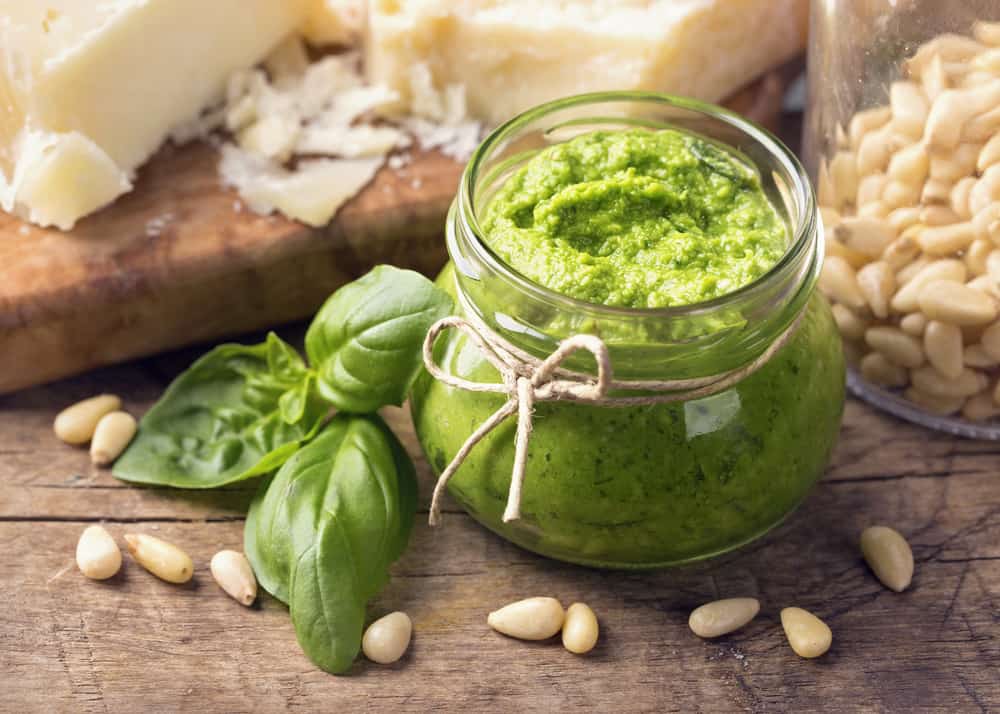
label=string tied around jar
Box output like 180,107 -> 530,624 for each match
422,309 -> 805,526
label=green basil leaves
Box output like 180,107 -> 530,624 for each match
111,265 -> 449,675
246,415 -> 417,673
112,333 -> 327,488
306,265 -> 453,413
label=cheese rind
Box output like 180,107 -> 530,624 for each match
0,0 -> 307,229
365,0 -> 808,126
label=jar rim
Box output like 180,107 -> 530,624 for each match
457,91 -> 818,319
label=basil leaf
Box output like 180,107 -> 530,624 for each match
305,265 -> 453,413
289,517 -> 366,674
113,333 -> 327,488
244,414 -> 417,673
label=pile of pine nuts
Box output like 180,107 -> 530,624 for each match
817,21 -> 1000,420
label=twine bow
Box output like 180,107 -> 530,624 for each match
423,310 -> 804,526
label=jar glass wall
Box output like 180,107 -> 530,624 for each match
412,93 -> 846,568
805,1 -> 1000,438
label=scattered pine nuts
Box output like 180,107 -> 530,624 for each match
362,612 -> 412,664
54,394 -> 122,445
860,526 -> 915,593
562,602 -> 599,654
90,411 -> 137,466
124,533 -> 194,584
817,24 -> 1000,421
688,598 -> 760,639
487,597 -> 565,641
75,525 -> 122,580
780,607 -> 832,659
209,550 -> 257,606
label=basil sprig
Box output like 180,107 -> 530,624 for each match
112,265 -> 450,674
306,265 -> 454,413
112,333 -> 328,488
246,415 -> 417,672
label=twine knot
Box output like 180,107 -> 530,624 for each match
422,310 -> 804,526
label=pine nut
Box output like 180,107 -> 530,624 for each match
973,21 -> 1000,46
904,387 -> 965,415
858,201 -> 890,219
919,280 -> 998,325
831,304 -> 868,340
865,327 -> 925,368
987,251 -> 1000,284
562,602 -> 599,654
54,394 -> 122,445
860,526 -> 914,593
829,151 -> 859,210
963,391 -> 1000,420
860,352 -> 909,388
89,411 -> 137,466
884,181 -> 919,210
856,261 -> 895,319
881,235 -> 920,271
951,177 -> 977,219
888,142 -> 929,184
816,156 -> 836,208
363,612 -> 412,664
900,312 -> 928,336
921,179 -> 953,205
921,54 -> 948,101
929,143 -> 979,182
688,598 -> 760,639
76,525 -> 122,580
926,82 -> 1000,152
973,204 -> 1000,244
826,238 -> 869,270
124,533 -> 194,584
911,365 -> 987,398
896,255 -> 931,286
969,164 -> 1000,217
487,597 -> 565,640
890,82 -> 929,140
891,259 -> 967,313
923,321 -> 964,379
780,607 -> 832,659
977,133 -> 1000,172
920,206 -> 958,228
849,106 -> 891,152
964,343 -> 998,368
209,550 -> 257,606
857,125 -> 896,176
980,321 -> 1000,361
836,217 -> 896,258
965,239 -> 992,276
919,222 -> 975,254
819,256 -> 867,311
856,173 -> 888,206
963,105 -> 1000,142
888,206 -> 921,233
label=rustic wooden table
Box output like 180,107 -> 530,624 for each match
2,327 -> 998,713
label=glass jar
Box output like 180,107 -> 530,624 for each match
411,93 -> 845,568
805,2 -> 1000,438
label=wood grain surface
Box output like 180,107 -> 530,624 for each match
0,335 -> 998,713
0,67 -> 795,396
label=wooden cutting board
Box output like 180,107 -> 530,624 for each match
0,67 -> 796,394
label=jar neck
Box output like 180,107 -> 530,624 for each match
445,93 -> 821,381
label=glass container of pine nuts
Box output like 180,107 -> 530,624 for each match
805,0 -> 1000,437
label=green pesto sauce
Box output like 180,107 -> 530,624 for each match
480,129 -> 788,308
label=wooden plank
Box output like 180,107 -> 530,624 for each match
1,354 -> 998,711
0,67 -> 796,396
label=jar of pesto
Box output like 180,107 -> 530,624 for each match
411,93 -> 845,568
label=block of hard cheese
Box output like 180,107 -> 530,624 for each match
0,0 -> 306,230
366,0 -> 808,126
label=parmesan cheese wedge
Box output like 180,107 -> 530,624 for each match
0,0 -> 307,230
366,0 -> 808,125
